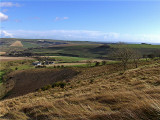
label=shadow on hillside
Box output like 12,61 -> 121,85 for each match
4,68 -> 79,99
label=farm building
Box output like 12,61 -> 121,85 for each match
32,61 -> 54,66
32,61 -> 42,66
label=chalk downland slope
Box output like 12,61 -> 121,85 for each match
10,41 -> 23,47
0,62 -> 160,120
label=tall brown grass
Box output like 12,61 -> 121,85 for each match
0,61 -> 160,120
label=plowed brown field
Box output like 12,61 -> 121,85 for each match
0,57 -> 33,61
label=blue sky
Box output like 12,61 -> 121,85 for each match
0,0 -> 160,43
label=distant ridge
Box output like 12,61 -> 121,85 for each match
10,41 -> 23,47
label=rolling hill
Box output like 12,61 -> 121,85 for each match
0,38 -> 160,59
0,60 -> 160,120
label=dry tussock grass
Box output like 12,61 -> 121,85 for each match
0,61 -> 160,120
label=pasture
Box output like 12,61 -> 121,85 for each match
0,58 -> 35,72
52,56 -> 90,63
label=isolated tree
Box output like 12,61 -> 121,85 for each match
110,46 -> 134,71
132,50 -> 142,68
110,43 -> 143,70
101,61 -> 107,65
95,61 -> 100,66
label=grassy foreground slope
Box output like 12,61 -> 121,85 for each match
0,61 -> 160,120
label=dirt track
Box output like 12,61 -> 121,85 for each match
48,63 -> 87,66
0,57 -> 34,61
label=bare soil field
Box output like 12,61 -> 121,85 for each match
0,52 -> 6,55
0,57 -> 34,61
10,41 -> 23,47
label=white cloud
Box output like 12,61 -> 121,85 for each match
0,12 -> 8,22
55,17 -> 69,21
0,30 -> 13,38
1,30 -> 160,43
104,33 -> 119,40
0,2 -> 20,7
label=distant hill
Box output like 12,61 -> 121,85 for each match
0,38 -> 99,52
0,38 -> 160,59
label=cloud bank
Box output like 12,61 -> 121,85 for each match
1,30 -> 160,44
0,12 -> 8,22
0,30 -> 13,38
0,2 -> 20,7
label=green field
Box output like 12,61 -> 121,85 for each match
21,41 -> 39,48
1,38 -> 160,59
29,44 -> 160,59
53,56 -> 90,63
0,60 -> 35,73
30,44 -> 104,58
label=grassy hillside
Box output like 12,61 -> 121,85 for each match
0,71 -> 5,83
0,38 -> 103,58
1,38 -> 160,59
111,44 -> 160,49
0,38 -> 99,52
52,56 -> 90,63
28,44 -> 160,59
0,60 -> 160,120
30,44 -> 102,58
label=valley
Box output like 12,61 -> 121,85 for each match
0,38 -> 160,120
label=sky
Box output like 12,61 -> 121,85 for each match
0,0 -> 160,43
